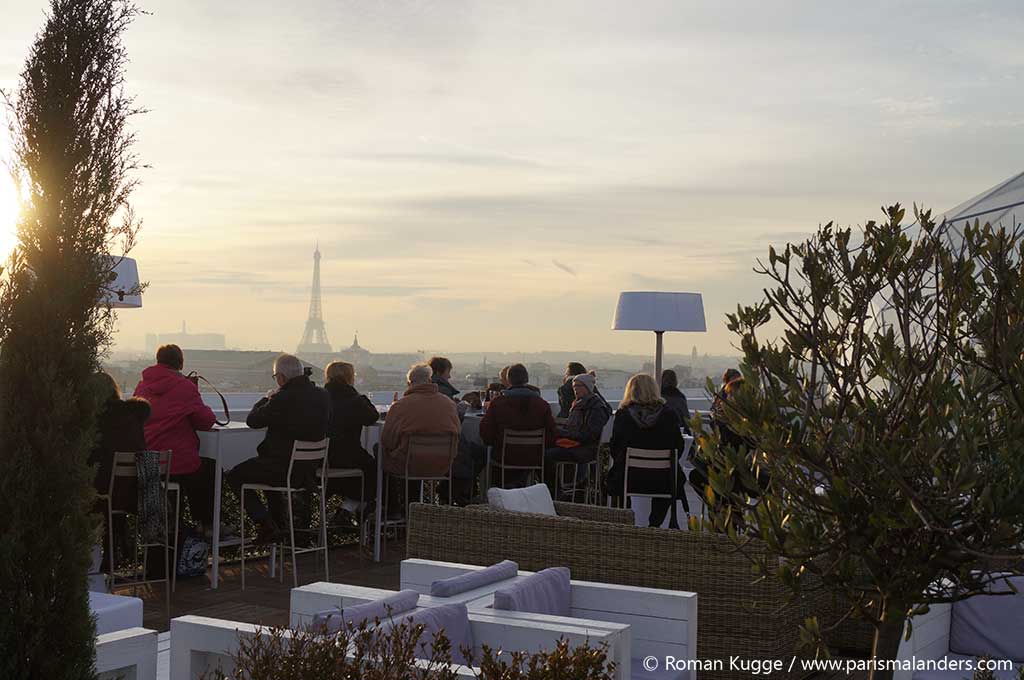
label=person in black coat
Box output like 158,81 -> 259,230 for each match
556,361 -> 587,418
89,371 -> 151,570
660,369 -> 691,434
226,354 -> 331,543
323,361 -> 379,510
606,373 -> 687,528
90,371 -> 151,505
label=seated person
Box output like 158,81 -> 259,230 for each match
498,365 -> 512,389
479,364 -> 558,488
226,353 -> 331,544
557,361 -> 587,418
460,391 -> 482,412
90,371 -> 150,570
428,356 -> 459,401
607,373 -> 686,527
660,369 -> 691,434
133,344 -> 218,537
691,371 -> 766,527
544,372 -> 612,496
323,361 -> 379,522
710,369 -> 745,450
381,363 -> 460,481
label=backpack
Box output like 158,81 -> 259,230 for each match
176,528 -> 209,579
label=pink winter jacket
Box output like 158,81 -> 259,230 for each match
133,364 -> 217,475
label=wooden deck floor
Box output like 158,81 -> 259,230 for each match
115,543 -> 404,633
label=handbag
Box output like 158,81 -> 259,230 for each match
176,528 -> 209,579
186,371 -> 231,426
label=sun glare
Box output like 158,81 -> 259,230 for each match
0,137 -> 20,261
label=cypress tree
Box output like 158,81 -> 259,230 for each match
0,2 -> 143,677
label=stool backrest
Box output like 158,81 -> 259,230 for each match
287,438 -> 330,488
109,450 -> 173,495
500,429 -> 546,469
623,447 -> 676,498
405,433 -> 458,480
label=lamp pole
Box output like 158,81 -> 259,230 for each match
655,330 -> 664,388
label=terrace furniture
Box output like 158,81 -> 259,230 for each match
317,464 -> 366,547
239,438 -> 330,589
90,592 -> 156,680
622,446 -> 685,527
406,502 -> 827,680
486,483 -> 557,515
492,428 -> 546,488
90,590 -> 144,635
101,450 -> 176,618
172,604 -> 628,680
401,558 -> 698,680
198,424 -> 265,588
894,576 -> 1024,680
381,432 -> 458,556
96,627 -> 158,680
290,582 -> 631,680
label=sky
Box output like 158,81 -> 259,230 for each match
2,1 -> 1024,357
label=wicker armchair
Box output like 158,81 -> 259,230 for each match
407,502 -> 829,680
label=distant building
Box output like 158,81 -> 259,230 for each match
337,333 -> 371,367
111,349 -> 321,393
145,321 -> 226,352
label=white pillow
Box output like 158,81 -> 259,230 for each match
487,483 -> 557,516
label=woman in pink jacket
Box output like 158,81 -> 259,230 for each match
134,345 -> 218,537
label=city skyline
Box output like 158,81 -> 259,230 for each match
3,1 -> 1024,355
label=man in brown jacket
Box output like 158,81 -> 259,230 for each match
381,363 -> 461,477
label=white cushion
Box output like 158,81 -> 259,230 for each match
487,483 -> 556,516
88,591 -> 143,635
949,575 -> 1024,662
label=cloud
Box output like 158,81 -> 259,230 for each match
552,259 -> 577,276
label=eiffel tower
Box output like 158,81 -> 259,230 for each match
296,245 -> 332,355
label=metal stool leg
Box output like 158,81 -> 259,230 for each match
240,489 -> 246,590
287,489 -> 298,588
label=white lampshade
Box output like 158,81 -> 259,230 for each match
100,256 -> 142,309
612,291 -> 705,332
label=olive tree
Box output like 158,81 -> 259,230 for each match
0,2 -> 142,677
697,205 -> 1024,678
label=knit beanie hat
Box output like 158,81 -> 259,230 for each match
572,372 -> 596,392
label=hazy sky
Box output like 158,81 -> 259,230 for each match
3,1 -> 1024,357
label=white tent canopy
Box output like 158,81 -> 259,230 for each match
939,170 -> 1024,229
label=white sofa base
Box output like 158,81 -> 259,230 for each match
96,627 -> 157,680
171,611 -> 626,680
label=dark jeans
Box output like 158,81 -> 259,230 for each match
170,458 -> 216,528
227,456 -> 312,525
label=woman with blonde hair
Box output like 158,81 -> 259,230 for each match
323,361 -> 380,522
606,373 -> 687,527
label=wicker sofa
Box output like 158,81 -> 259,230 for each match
407,502 -> 830,680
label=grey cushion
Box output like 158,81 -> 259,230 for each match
913,654 -> 1021,680
88,591 -> 144,635
312,589 -> 420,633
949,575 -> 1024,662
630,657 -> 688,680
493,567 -> 571,617
430,560 -> 519,598
400,602 -> 474,666
487,483 -> 557,515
